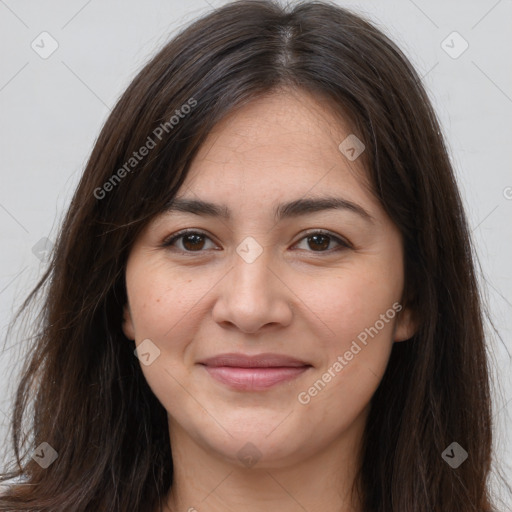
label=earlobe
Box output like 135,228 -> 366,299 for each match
393,306 -> 418,342
122,304 -> 135,341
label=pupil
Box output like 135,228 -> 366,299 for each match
309,234 -> 329,251
184,234 -> 204,251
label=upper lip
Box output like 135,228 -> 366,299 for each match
199,353 -> 311,368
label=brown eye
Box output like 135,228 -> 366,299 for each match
294,231 -> 350,252
181,233 -> 206,251
162,230 -> 216,252
162,229 -> 350,255
307,234 -> 330,251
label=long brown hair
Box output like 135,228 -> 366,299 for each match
0,0 -> 498,510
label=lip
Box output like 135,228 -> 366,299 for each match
198,353 -> 312,391
199,352 -> 310,368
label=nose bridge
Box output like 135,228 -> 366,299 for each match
212,241 -> 292,332
233,246 -> 272,295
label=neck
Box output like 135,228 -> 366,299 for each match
161,412 -> 366,512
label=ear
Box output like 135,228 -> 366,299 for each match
122,303 -> 135,341
393,305 -> 418,342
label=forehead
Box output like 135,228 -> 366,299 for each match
180,89 -> 375,212
193,89 -> 353,167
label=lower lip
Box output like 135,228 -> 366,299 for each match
202,365 -> 310,391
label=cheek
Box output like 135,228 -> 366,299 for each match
125,258 -> 207,339
294,272 -> 399,430
293,268 -> 401,346
290,265 -> 402,411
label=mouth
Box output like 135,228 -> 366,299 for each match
198,353 -> 313,391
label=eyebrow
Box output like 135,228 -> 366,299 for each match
163,196 -> 375,223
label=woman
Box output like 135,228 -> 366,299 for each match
0,0 -> 500,510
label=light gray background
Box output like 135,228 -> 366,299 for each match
1,0 -> 511,501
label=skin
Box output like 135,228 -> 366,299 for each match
122,88 -> 416,512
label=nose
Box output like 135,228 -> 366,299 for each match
211,246 -> 293,334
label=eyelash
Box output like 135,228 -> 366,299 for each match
161,229 -> 352,255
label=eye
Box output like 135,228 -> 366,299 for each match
162,229 -> 351,254
162,230 -> 217,252
293,230 -> 351,252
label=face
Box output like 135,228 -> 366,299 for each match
122,88 -> 415,469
